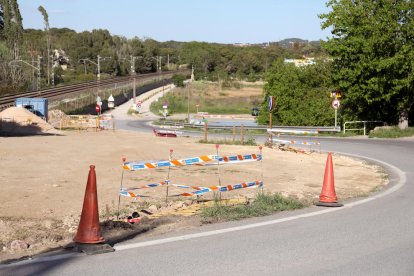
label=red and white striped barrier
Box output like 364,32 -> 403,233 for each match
196,153 -> 262,166
119,180 -> 264,198
170,181 -> 264,197
123,153 -> 261,171
123,155 -> 218,171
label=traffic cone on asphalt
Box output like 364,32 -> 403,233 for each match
73,165 -> 114,254
315,153 -> 343,207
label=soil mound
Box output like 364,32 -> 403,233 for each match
0,107 -> 62,136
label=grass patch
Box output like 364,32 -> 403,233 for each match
200,192 -> 308,223
369,126 -> 414,138
150,81 -> 262,115
318,131 -> 360,137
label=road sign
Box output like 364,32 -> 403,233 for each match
331,90 -> 342,99
332,99 -> 340,109
95,104 -> 101,114
268,96 -> 275,112
96,96 -> 102,106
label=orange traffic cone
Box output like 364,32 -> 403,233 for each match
73,165 -> 113,254
315,153 -> 343,207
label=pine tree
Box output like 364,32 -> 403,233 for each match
0,0 -> 23,59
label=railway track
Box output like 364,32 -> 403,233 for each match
0,70 -> 190,110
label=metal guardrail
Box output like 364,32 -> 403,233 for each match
343,120 -> 383,135
157,120 -> 341,132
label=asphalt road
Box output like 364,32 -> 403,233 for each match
2,101 -> 414,275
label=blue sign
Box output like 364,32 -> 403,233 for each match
268,96 -> 275,112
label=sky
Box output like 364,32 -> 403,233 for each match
19,0 -> 332,44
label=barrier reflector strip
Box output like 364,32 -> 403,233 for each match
123,181 -> 168,191
119,190 -> 152,198
196,154 -> 262,166
169,181 -> 263,197
270,138 -> 320,146
123,155 -> 219,170
123,154 -> 261,170
122,182 -> 208,192
120,181 -> 263,197
171,184 -> 208,190
267,128 -> 319,135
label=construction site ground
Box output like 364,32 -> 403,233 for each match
0,128 -> 387,263
0,84 -> 388,263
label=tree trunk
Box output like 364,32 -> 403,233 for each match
398,109 -> 409,129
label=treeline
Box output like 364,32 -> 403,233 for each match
3,28 -> 324,95
0,1 -> 324,96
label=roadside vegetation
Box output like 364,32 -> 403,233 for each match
198,137 -> 257,146
1,2 -> 412,132
369,127 -> 414,139
150,81 -> 262,115
200,192 -> 308,223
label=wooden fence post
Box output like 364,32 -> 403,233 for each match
241,124 -> 244,145
204,122 -> 208,142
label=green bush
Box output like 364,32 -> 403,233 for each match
172,74 -> 186,87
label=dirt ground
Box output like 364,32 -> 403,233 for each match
0,129 -> 387,263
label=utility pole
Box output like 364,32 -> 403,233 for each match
159,56 -> 162,74
9,56 -> 42,91
79,55 -> 111,98
187,83 -> 190,123
159,56 -> 165,96
191,65 -> 195,81
37,55 -> 42,91
97,55 -> 101,81
79,55 -> 110,81
120,56 -> 142,104
131,56 -> 137,103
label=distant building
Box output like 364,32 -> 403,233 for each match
52,49 -> 69,70
233,43 -> 250,47
284,57 -> 315,67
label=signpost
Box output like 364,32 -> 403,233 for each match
332,99 -> 340,129
162,102 -> 168,118
136,100 -> 142,113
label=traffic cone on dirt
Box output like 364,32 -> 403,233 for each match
315,153 -> 343,207
73,165 -> 114,254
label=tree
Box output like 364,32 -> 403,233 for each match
0,6 -> 4,32
0,0 -> 23,59
320,0 -> 414,128
257,59 -> 334,126
38,5 -> 51,85
172,73 -> 185,87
